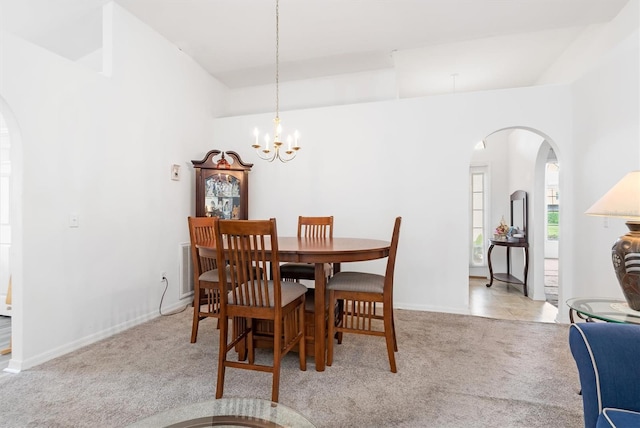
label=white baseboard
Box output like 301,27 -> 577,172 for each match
14,307 -> 173,372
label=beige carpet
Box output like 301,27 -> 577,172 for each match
0,309 -> 583,427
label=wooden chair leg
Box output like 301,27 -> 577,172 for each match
327,291 -> 336,367
384,306 -> 397,373
391,307 -> 398,352
233,317 -> 248,361
216,314 -> 228,399
247,318 -> 255,365
272,319 -> 282,403
298,302 -> 307,372
190,286 -> 202,343
336,299 -> 343,344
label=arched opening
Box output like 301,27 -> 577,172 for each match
468,127 -> 560,323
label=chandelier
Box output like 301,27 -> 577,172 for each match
251,0 -> 300,163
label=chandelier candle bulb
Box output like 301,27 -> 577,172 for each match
253,128 -> 259,147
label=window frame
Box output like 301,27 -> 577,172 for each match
470,165 -> 489,267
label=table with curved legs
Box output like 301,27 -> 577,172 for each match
486,239 -> 529,297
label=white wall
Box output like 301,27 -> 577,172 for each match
214,19 -> 638,323
0,3 -> 227,371
569,28 -> 640,302
537,0 -> 639,86
213,86 -> 573,315
225,69 -> 398,117
215,1 -> 639,324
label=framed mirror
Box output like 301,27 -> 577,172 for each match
510,190 -> 528,242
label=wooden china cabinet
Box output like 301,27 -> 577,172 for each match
191,150 -> 253,219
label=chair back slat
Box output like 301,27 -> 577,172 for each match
298,216 -> 333,239
217,219 -> 281,308
188,216 -> 218,277
384,217 -> 402,294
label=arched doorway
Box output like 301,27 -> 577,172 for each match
468,127 -> 561,322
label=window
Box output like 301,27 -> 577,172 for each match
470,167 -> 488,266
546,162 -> 559,241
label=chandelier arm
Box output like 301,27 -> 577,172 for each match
278,152 -> 297,163
254,146 -> 297,163
255,149 -> 278,162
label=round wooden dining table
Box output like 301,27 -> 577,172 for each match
198,236 -> 391,371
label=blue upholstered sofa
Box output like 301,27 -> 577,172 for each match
569,323 -> 640,428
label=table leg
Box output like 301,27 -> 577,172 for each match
314,262 -> 326,371
523,246 -> 529,297
486,244 -> 495,287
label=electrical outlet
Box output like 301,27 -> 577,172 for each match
160,271 -> 166,281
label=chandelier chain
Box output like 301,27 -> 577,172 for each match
275,0 -> 279,119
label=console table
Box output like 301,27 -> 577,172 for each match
486,190 -> 529,296
486,239 -> 530,297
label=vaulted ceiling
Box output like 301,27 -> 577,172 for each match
1,0 -> 632,95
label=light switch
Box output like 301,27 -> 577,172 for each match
69,214 -> 79,228
171,164 -> 181,181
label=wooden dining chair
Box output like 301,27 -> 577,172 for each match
327,216 -> 402,372
280,215 -> 334,282
187,216 -> 232,343
279,215 -> 340,351
214,218 -> 307,403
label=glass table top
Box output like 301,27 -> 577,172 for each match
566,297 -> 640,325
128,398 -> 315,428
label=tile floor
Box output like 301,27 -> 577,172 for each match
469,276 -> 559,323
544,258 -> 559,307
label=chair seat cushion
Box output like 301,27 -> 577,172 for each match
280,262 -> 331,278
199,265 -> 233,282
327,271 -> 384,293
597,408 -> 640,427
228,281 -> 307,307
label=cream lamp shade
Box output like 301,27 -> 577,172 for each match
585,171 -> 640,219
585,170 -> 640,311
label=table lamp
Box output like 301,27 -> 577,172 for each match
585,170 -> 640,310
